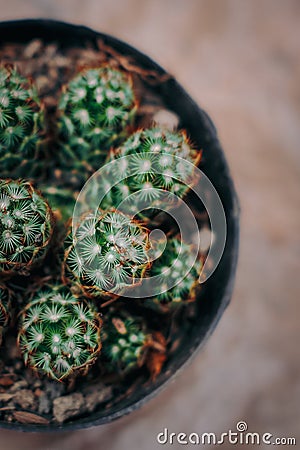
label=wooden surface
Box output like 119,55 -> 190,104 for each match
0,1 -> 299,449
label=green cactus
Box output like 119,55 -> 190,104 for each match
0,179 -> 54,275
56,67 -> 137,188
0,284 -> 11,345
17,284 -> 102,381
102,128 -> 201,216
144,237 -> 202,312
0,66 -> 45,179
64,209 -> 151,298
101,308 -> 148,373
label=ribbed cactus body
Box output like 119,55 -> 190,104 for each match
18,285 -> 102,381
0,179 -> 54,275
64,209 -> 151,298
56,67 -> 137,187
0,66 -> 45,179
101,309 -> 148,373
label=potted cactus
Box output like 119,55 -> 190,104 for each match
0,20 -> 239,430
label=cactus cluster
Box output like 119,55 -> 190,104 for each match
0,62 -> 203,384
18,285 -> 101,381
0,66 -> 45,179
64,209 -> 151,298
0,179 -> 53,275
56,67 -> 137,187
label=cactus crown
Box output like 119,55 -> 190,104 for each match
18,285 -> 101,381
0,179 -> 53,275
57,67 -> 136,187
102,309 -> 147,372
0,66 -> 44,178
146,237 -> 201,310
65,209 -> 151,297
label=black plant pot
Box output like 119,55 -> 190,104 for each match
0,19 -> 239,432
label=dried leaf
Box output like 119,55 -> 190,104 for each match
146,352 -> 167,381
13,411 -> 50,425
0,377 -> 14,387
146,331 -> 167,380
112,318 -> 127,335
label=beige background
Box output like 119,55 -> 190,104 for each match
0,1 -> 299,449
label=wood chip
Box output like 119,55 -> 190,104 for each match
0,393 -> 13,402
0,406 -> 15,411
0,377 -> 14,387
13,411 -> 50,425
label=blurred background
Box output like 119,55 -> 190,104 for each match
0,0 -> 299,449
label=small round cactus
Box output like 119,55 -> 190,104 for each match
101,309 -> 148,373
104,128 -> 201,215
0,179 -> 54,275
64,209 -> 151,298
0,284 -> 11,345
18,285 -> 102,381
144,237 -> 202,312
0,66 -> 45,179
56,66 -> 137,187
